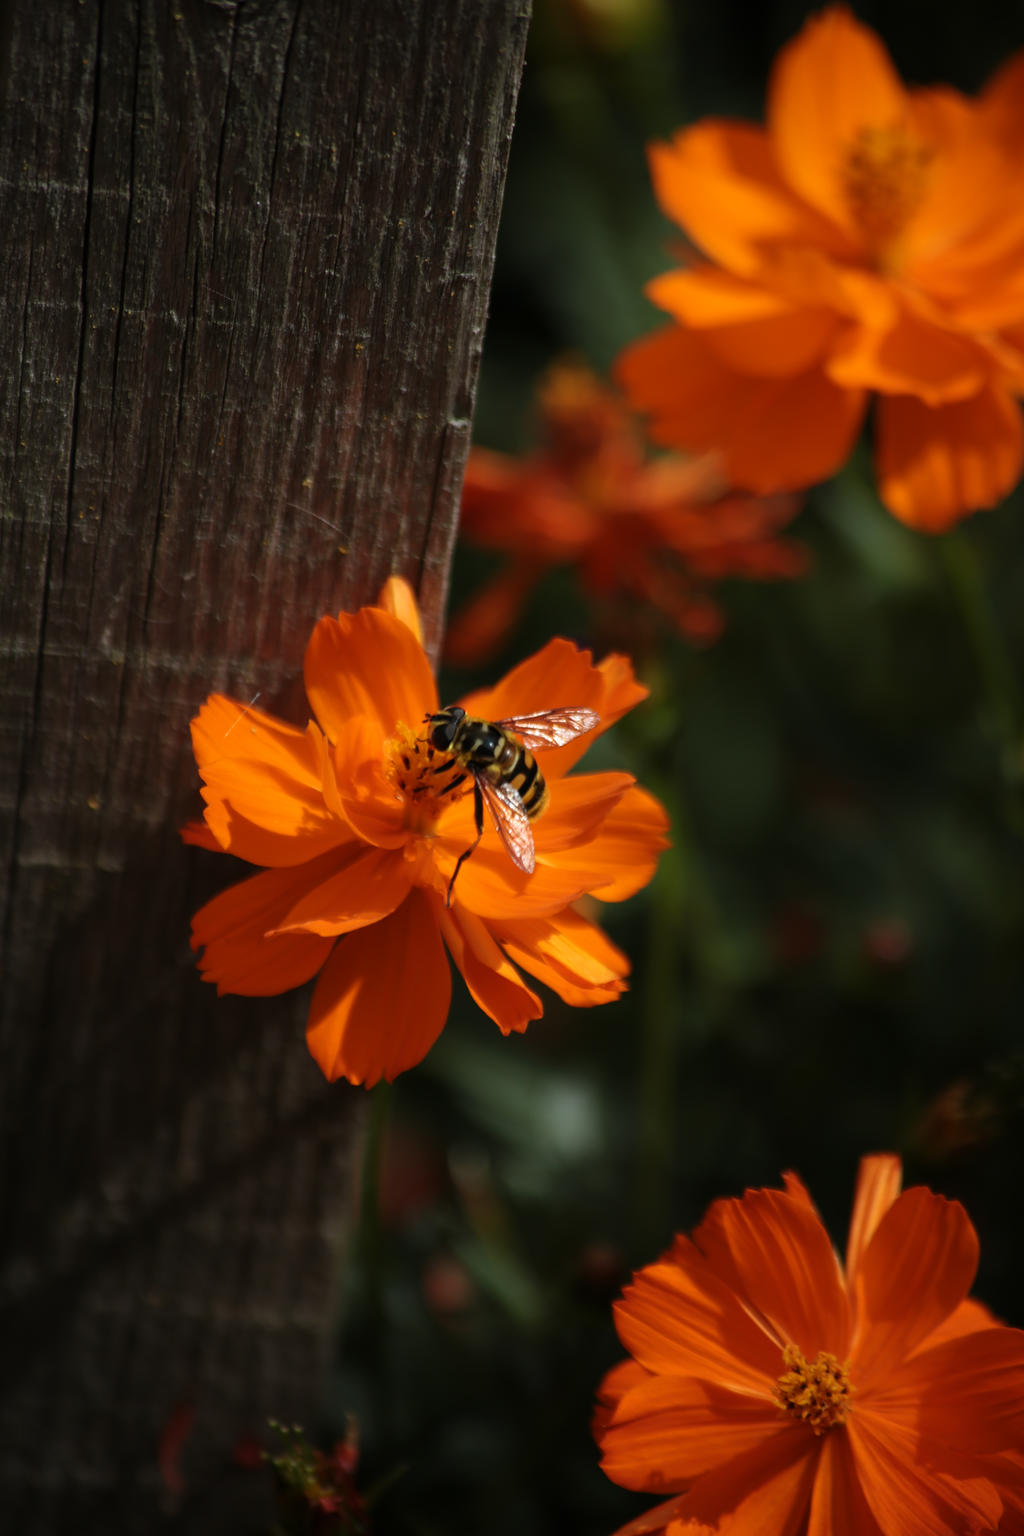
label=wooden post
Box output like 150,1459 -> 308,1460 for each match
0,1 -> 530,1526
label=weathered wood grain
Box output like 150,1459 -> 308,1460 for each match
0,0 -> 530,1527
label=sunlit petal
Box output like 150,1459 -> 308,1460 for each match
603,1374 -> 787,1491
619,326 -> 866,495
304,607 -> 438,743
845,1154 -> 902,1293
875,386 -> 1024,530
436,899 -> 544,1035
191,856 -> 342,996
377,574 -> 424,646
305,890 -> 450,1085
695,1187 -> 851,1359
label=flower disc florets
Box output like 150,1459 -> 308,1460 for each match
773,1343 -> 852,1433
840,122 -> 933,267
382,723 -> 469,834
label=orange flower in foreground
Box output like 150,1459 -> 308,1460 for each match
619,7 -> 1024,530
183,578 -> 668,1087
595,1154 -> 1024,1536
446,362 -> 806,665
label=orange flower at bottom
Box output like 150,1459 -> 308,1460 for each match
447,362 -> 806,665
596,1155 -> 1024,1536
183,578 -> 668,1087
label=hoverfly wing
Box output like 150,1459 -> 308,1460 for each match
479,775 -> 536,874
494,707 -> 600,751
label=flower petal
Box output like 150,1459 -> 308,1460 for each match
806,1432 -> 886,1536
845,1154 -> 903,1293
191,697 -> 347,866
534,771 -> 636,851
494,906 -> 630,1004
377,574 -> 424,646
304,607 -> 438,745
305,889 -> 450,1085
919,1296 -> 1001,1350
848,1410 -> 1002,1536
596,1358 -> 653,1421
981,1452 -> 1024,1536
648,123 -> 852,276
329,716 -> 409,849
678,1424 -> 819,1535
981,49 -> 1024,142
612,1243 -> 782,1390
904,86 -> 1018,276
695,1186 -> 852,1358
610,1494 -> 693,1536
271,845 -> 412,936
602,1373 -> 787,1492
435,899 -> 544,1035
191,693 -> 318,786
768,7 -> 910,239
180,818 -> 222,851
852,1186 -> 978,1385
538,785 -> 669,902
435,777 -> 668,920
648,267 -> 840,378
827,308 -> 991,405
882,1326 -> 1024,1453
779,1171 -> 815,1209
618,325 -> 866,495
190,856 -> 341,996
459,449 -> 596,555
432,824 -> 597,918
874,386 -> 1024,530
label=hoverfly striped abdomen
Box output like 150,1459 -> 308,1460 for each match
496,743 -> 547,819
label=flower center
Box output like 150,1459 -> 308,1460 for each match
840,122 -> 932,267
773,1344 -> 852,1434
383,723 -> 469,830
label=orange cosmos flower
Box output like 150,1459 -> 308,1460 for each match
619,7 -> 1024,531
183,577 -> 668,1087
595,1153 -> 1024,1536
446,361 -> 806,665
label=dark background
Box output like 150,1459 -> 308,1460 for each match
319,2 -> 1024,1531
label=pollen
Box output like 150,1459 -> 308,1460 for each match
383,723 -> 468,822
840,122 -> 933,266
773,1344 -> 853,1434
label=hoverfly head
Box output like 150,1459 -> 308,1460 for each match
424,704 -> 465,752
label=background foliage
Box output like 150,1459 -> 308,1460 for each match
309,2 -> 1024,1530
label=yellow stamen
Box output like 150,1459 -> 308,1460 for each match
773,1344 -> 852,1434
382,723 -> 469,830
840,122 -> 932,267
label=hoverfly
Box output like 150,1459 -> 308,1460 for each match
422,704 -> 600,905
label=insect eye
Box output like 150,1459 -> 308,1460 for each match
429,717 -> 456,750
428,706 -> 465,751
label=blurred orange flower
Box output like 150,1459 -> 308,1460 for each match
447,362 -> 806,665
619,7 -> 1024,531
183,578 -> 668,1087
595,1154 -> 1024,1536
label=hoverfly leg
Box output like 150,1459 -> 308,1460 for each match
446,777 -> 485,908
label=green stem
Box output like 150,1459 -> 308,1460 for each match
940,529 -> 1024,828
